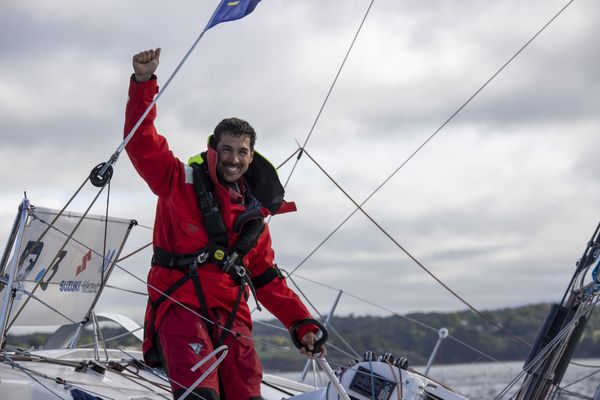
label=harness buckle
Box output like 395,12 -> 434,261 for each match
222,252 -> 247,279
221,252 -> 237,274
210,246 -> 227,265
196,251 -> 210,265
233,264 -> 247,278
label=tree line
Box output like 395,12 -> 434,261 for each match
7,303 -> 600,372
253,303 -> 600,371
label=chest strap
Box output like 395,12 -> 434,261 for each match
153,247 -> 282,289
152,246 -> 259,310
149,250 -> 250,346
153,246 -> 249,286
152,246 -> 228,273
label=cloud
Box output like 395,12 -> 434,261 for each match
1,0 -> 599,331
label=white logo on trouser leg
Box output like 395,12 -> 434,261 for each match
189,343 -> 204,354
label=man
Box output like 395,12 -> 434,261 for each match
124,48 -> 324,399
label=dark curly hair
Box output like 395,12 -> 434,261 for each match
213,117 -> 256,150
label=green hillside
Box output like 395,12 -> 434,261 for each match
7,303 -> 600,373
254,303 -> 600,371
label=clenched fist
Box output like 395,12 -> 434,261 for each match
133,48 -> 161,82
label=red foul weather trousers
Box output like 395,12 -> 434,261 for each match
158,305 -> 263,400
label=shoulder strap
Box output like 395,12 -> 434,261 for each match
190,162 -> 228,247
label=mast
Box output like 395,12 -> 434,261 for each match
514,221 -> 600,400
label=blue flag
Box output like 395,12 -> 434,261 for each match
205,0 -> 262,31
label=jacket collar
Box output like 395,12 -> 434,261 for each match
188,135 -> 296,215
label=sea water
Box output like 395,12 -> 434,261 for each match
427,359 -> 600,399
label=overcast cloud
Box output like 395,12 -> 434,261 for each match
1,0 -> 599,329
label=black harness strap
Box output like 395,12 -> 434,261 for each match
188,264 -> 212,331
152,247 -> 202,269
191,162 -> 228,247
220,279 -> 247,344
251,265 -> 284,290
150,272 -> 191,309
147,160 -> 270,356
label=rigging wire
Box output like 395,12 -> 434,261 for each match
4,346 -> 197,399
494,297 -> 597,400
299,145 -> 531,347
108,260 -> 298,355
105,259 -> 396,382
281,0 -> 376,190
252,316 -> 361,360
1,356 -> 65,399
281,0 -> 579,354
0,278 -> 77,325
4,179 -> 91,280
570,361 -> 600,369
2,0 -> 234,304
101,181 -> 111,291
4,0 -> 584,395
104,284 -> 147,296
561,367 -> 600,390
5,215 -> 316,367
291,272 -> 514,368
287,0 -> 578,276
276,147 -> 302,170
116,241 -> 152,263
553,389 -> 593,400
24,199 -> 501,363
1,354 -> 123,400
7,185 -> 110,331
96,5 -> 224,180
14,209 -> 143,295
283,271 -> 361,359
110,370 -> 172,400
113,146 -> 302,263
75,326 -> 143,348
116,367 -> 171,394
116,349 -> 205,400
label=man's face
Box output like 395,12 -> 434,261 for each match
215,132 -> 254,183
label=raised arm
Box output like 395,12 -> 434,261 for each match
125,48 -> 183,197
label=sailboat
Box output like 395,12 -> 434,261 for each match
1,197 -> 599,399
1,0 -> 599,399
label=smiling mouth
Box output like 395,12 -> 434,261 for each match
221,164 -> 242,177
224,164 -> 240,173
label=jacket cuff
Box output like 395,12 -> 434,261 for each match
128,74 -> 159,100
295,324 -> 319,343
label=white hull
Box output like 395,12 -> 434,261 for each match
0,348 -> 172,399
1,348 -> 468,400
262,360 -> 469,400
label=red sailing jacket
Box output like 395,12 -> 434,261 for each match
124,77 -> 313,354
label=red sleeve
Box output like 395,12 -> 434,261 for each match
124,77 -> 182,197
246,225 -> 314,336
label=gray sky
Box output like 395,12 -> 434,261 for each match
1,0 -> 599,327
